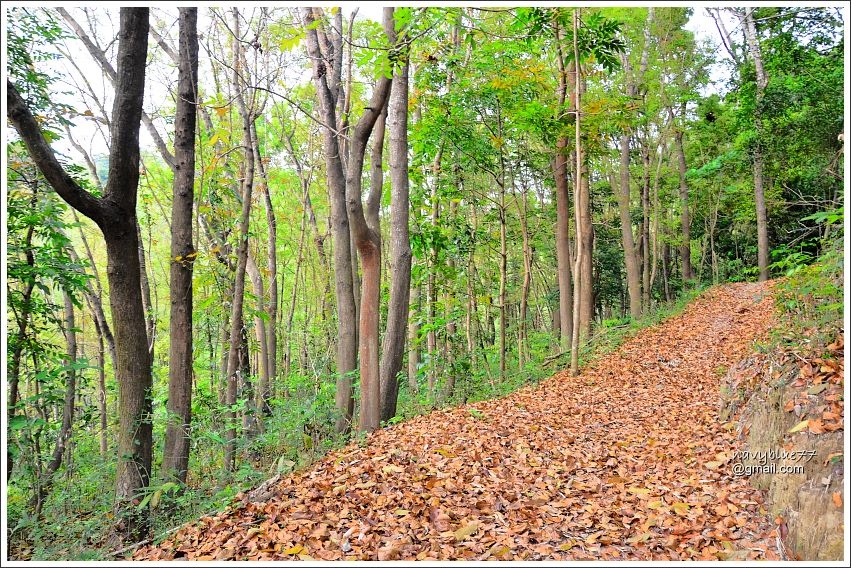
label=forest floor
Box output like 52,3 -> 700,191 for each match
135,281 -> 783,561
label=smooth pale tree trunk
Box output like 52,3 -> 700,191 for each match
137,223 -> 155,360
7,8 -> 153,542
162,7 -> 198,486
302,7 -> 357,434
380,60 -> 413,422
426,144 -> 443,392
245,255 -> 269,429
570,9 -> 588,375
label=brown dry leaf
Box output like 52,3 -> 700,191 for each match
832,493 -> 842,508
430,508 -> 451,532
453,521 -> 480,541
133,283 -> 781,562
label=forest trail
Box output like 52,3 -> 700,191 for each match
135,281 -> 781,561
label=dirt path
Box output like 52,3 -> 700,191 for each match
136,282 -> 780,561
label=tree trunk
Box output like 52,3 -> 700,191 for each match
407,284 -> 420,394
673,125 -> 692,282
739,8 -> 770,281
570,9 -> 590,375
516,172 -> 532,370
253,122 -> 277,412
577,69 -> 594,342
7,8 -> 153,542
95,318 -> 108,457
245,255 -> 268,432
617,133 -> 642,319
616,8 -> 653,318
553,27 -> 574,352
641,139 -> 651,309
224,7 -> 255,473
345,8 -> 396,433
30,291 -> 77,515
162,7 -> 198,486
137,222 -> 155,360
302,7 -> 357,434
380,60 -> 412,422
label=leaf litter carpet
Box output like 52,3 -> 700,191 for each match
136,282 -> 781,561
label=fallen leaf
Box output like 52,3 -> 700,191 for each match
453,521 -> 480,541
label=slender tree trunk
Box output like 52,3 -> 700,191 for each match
253,122 -> 277,411
162,7 -> 198,486
407,284 -> 420,393
380,60 -> 412,422
136,221 -> 155,361
662,237 -> 672,302
577,70 -> 594,341
426,145 -> 443,392
30,291 -> 77,514
739,8 -> 770,281
302,7 -> 357,434
553,27 -> 574,352
617,132 -> 642,319
570,9 -> 585,376
516,173 -> 532,370
245,255 -> 268,431
673,125 -> 692,282
641,139 -> 651,309
224,8 -> 255,473
95,319 -> 108,457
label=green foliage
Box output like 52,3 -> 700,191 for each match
6,5 -> 844,560
773,239 -> 843,338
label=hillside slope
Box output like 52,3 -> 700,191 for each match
135,282 -> 781,561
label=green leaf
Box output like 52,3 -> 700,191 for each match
8,415 -> 28,430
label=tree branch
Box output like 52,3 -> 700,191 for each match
6,80 -> 104,224
58,8 -> 176,170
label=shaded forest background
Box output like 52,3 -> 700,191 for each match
4,5 -> 845,558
